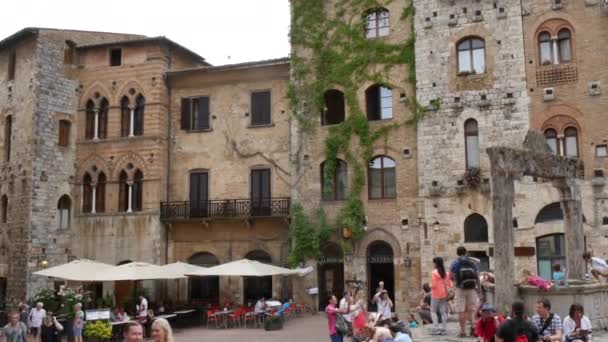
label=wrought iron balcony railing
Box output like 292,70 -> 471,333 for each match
160,198 -> 290,221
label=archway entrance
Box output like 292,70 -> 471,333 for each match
317,242 -> 344,310
188,252 -> 220,305
115,260 -> 133,308
244,250 -> 272,306
367,241 -> 394,312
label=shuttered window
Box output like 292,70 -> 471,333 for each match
181,97 -> 210,131
58,120 -> 71,147
251,91 -> 271,126
96,173 -> 106,213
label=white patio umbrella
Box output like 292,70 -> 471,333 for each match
33,259 -> 114,281
94,261 -> 183,281
159,262 -> 207,278
186,258 -> 298,277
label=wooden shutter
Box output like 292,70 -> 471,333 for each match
120,106 -> 130,137
134,99 -> 144,136
251,169 -> 271,216
198,97 -> 210,130
118,173 -> 127,212
85,109 -> 95,140
96,175 -> 106,213
366,86 -> 380,120
58,120 -> 70,147
98,107 -> 108,139
180,98 -> 191,130
251,91 -> 271,125
133,172 -> 143,211
189,172 -> 208,217
82,177 -> 92,213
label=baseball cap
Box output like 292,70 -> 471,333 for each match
481,303 -> 495,312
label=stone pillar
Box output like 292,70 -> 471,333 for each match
93,109 -> 99,140
129,107 -> 135,137
127,182 -> 133,213
91,185 -> 97,214
556,178 -> 585,279
488,149 -> 516,314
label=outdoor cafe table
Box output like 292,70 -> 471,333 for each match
211,309 -> 233,329
155,314 -> 177,321
173,309 -> 197,328
265,300 -> 281,308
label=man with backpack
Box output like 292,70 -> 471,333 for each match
531,299 -> 562,341
450,246 -> 479,337
495,300 -> 539,342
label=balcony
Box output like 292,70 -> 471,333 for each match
160,198 -> 290,221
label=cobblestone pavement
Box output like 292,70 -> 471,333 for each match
172,314 -> 608,341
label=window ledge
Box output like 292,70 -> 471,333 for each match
76,210 -> 156,218
247,123 -> 275,129
321,199 -> 346,203
184,128 -> 213,133
368,118 -> 394,123
457,71 -> 485,78
367,197 -> 397,202
77,135 -> 161,144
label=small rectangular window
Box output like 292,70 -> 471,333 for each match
180,97 -> 210,131
251,91 -> 271,126
596,145 -> 608,158
7,51 -> 16,81
4,116 -> 12,162
58,120 -> 71,147
110,49 -> 122,67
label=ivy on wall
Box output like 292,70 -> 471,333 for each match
288,0 -> 418,266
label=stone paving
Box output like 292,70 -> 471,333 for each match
172,313 -> 608,341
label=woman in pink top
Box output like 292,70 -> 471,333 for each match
325,295 -> 348,342
430,257 -> 452,335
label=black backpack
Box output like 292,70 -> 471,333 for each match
456,257 -> 478,289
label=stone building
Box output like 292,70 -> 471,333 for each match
413,0 -> 608,292
163,58 -> 292,306
0,0 -> 606,312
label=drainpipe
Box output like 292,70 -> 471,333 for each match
164,49 -> 173,266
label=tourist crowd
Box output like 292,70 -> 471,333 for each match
325,247 -> 602,342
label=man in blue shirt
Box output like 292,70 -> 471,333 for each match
450,246 -> 479,338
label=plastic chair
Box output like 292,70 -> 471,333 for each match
244,311 -> 256,328
206,310 -> 220,329
227,309 -> 241,328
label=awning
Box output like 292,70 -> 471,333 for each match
186,259 -> 298,277
33,259 -> 114,281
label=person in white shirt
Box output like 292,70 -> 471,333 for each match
562,303 -> 592,342
254,298 -> 266,313
136,296 -> 148,318
339,292 -> 352,322
583,252 -> 608,281
373,289 -> 393,323
28,302 -> 46,338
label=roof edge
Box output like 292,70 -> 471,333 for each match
166,57 -> 290,77
0,27 -> 39,51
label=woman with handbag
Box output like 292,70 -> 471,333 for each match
430,256 -> 452,335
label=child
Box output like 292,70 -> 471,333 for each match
520,269 -> 554,291
406,313 -> 418,328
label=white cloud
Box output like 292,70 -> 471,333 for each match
0,0 -> 291,65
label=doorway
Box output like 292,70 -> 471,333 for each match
189,171 -> 208,218
244,250 -> 273,305
317,243 -> 344,310
188,252 -> 219,305
367,241 -> 394,312
250,169 -> 271,216
114,260 -> 133,308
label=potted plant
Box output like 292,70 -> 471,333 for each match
264,315 -> 283,331
464,167 -> 482,189
84,320 -> 112,342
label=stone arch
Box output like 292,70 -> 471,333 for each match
116,80 -> 146,104
534,18 -> 576,38
112,152 -> 148,180
355,228 -> 402,258
80,81 -> 114,108
534,104 -> 584,130
78,154 -> 110,182
540,114 -> 581,134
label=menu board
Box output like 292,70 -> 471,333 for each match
85,309 -> 111,321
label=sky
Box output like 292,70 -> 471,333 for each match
0,0 -> 291,65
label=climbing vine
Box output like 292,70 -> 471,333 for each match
289,0 -> 418,265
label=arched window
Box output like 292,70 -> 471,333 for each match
82,173 -> 93,213
464,213 -> 488,243
564,127 -> 578,158
85,100 -> 95,140
536,234 -> 565,280
368,156 -> 396,199
120,96 -> 130,137
58,195 -> 71,229
98,98 -> 109,139
557,29 -> 571,63
538,31 -> 553,65
544,129 -> 558,155
321,159 -> 347,201
96,172 -> 106,213
457,38 -> 485,74
1,195 -> 7,223
535,202 -> 563,224
132,170 -> 143,211
322,90 -> 345,125
134,95 -> 145,136
365,85 -> 392,121
365,9 -> 390,38
118,170 -> 128,212
465,119 -> 480,169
